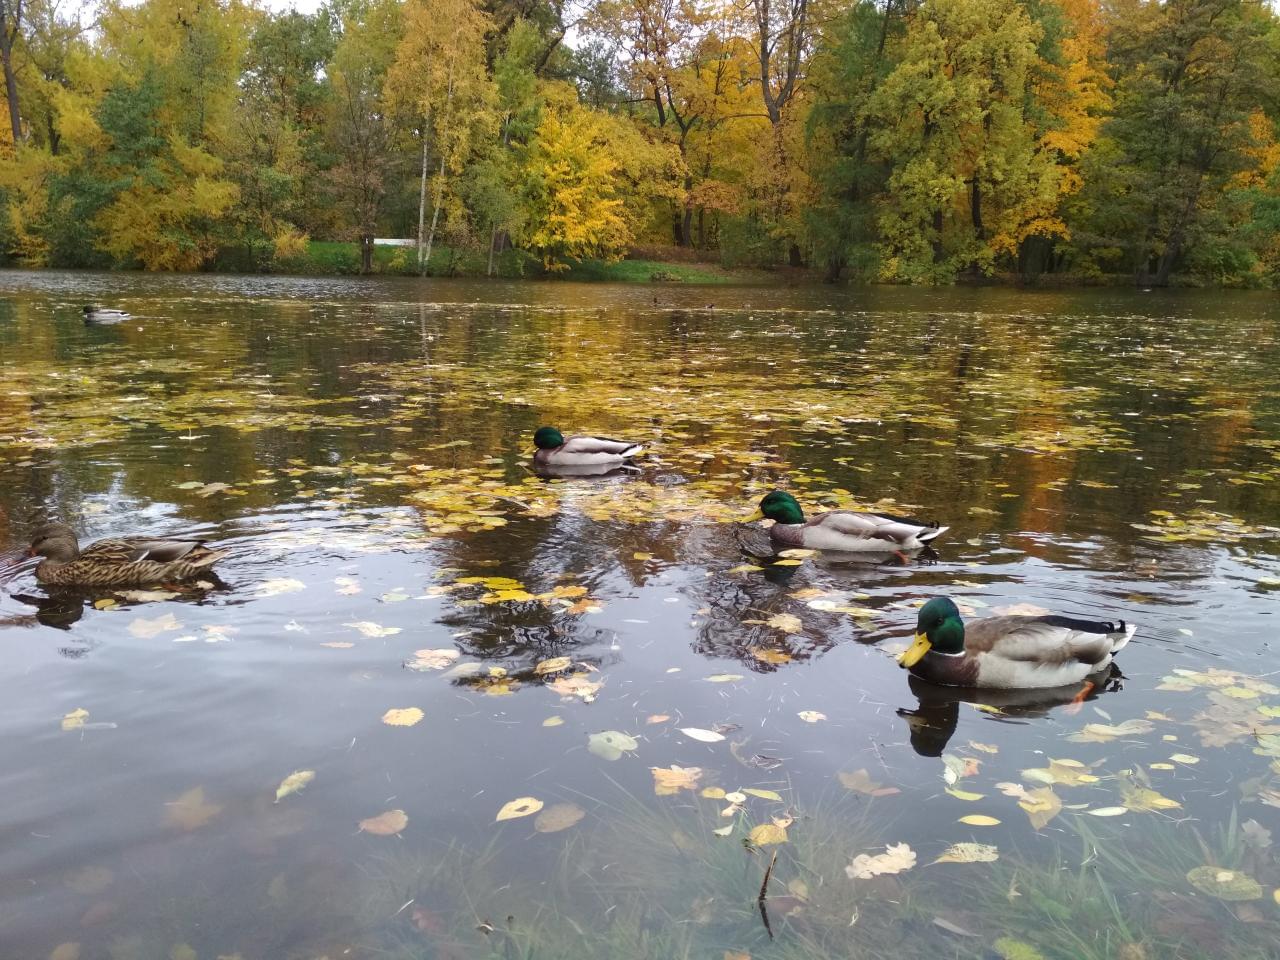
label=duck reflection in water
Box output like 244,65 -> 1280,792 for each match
896,668 -> 1125,757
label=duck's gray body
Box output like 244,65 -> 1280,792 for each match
83,306 -> 131,324
533,436 -> 644,468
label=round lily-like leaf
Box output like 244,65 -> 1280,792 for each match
587,730 -> 639,761
1186,865 -> 1263,901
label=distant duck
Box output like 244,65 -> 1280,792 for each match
82,305 -> 130,324
899,596 -> 1135,690
29,522 -> 228,587
532,427 -> 644,468
747,490 -> 949,554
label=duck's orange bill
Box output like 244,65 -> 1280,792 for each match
899,633 -> 931,668
743,508 -> 764,522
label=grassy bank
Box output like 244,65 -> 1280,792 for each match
267,240 -> 777,284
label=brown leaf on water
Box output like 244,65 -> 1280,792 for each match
358,809 -> 408,836
747,822 -> 788,846
534,656 -> 572,675
534,802 -> 585,833
646,714 -> 670,724
651,765 -> 702,796
765,613 -> 802,634
165,786 -> 222,831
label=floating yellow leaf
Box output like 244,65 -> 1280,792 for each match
771,558 -> 803,567
727,565 -> 763,574
1149,762 -> 1175,770
275,769 -> 315,802
534,803 -> 585,833
713,825 -> 733,837
845,842 -> 915,878
945,786 -> 985,802
632,552 -> 653,561
1087,807 -> 1129,817
933,842 -> 999,865
495,797 -> 543,822
777,548 -> 816,559
542,716 -> 564,727
797,710 -> 826,723
968,742 -> 999,754
165,786 -> 222,831
61,708 -> 89,731
359,809 -> 408,835
743,788 -> 783,801
705,674 -> 744,683
382,707 -> 424,727
959,815 -> 1001,826
93,598 -> 117,610
534,656 -> 572,675
1018,787 -> 1062,830
646,714 -> 670,724
701,787 -> 727,799
748,822 -> 788,846
651,765 -> 702,796
345,621 -> 401,638
547,673 -> 603,701
1169,753 -> 1200,764
1120,781 -> 1182,812
765,613 -> 803,633
751,648 -> 792,664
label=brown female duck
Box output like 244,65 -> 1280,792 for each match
30,522 -> 228,587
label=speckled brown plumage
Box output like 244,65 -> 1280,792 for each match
31,523 -> 228,587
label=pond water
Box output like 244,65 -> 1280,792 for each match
1,271 -> 1279,960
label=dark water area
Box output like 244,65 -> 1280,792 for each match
1,270 -> 1279,960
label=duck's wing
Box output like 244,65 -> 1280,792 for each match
86,537 -> 207,563
816,511 -> 945,545
966,615 -> 1134,669
560,436 -> 644,457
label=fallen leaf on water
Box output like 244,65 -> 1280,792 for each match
959,815 -> 1001,826
404,648 -> 459,671
633,552 -> 653,561
968,741 -> 999,754
751,648 -> 792,664
713,825 -> 733,837
359,809 -> 408,836
257,578 -> 306,597
945,787 -> 985,802
701,787 -> 727,799
587,730 -> 639,761
334,576 -> 362,595
933,916 -> 979,937
651,765 -> 702,795
777,548 -> 816,559
838,769 -> 900,797
61,708 -> 89,731
115,589 -> 179,603
705,674 -> 744,683
1120,781 -> 1182,813
93,598 -> 117,610
1018,787 -> 1062,830
1087,806 -> 1129,817
748,822 -> 788,846
1186,866 -> 1263,901
845,842 -> 915,879
765,613 -> 803,634
646,714 -> 670,724
49,944 -> 80,960
743,788 -> 783,801
495,797 -> 543,822
320,641 -> 354,649
275,770 -> 315,802
992,937 -> 1047,960
534,656 -> 572,675
797,711 -> 827,723
1068,718 -> 1154,743
165,786 -> 222,831
382,707 -> 424,727
1169,753 -> 1200,764
128,613 -> 183,638
534,803 -> 585,833
932,842 -> 999,864
680,727 -> 726,743
345,621 -> 401,638
547,673 -> 603,701
542,716 -> 564,727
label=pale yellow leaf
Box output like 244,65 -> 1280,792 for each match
495,796 -> 543,822
382,707 -> 424,727
274,769 -> 315,802
534,802 -> 585,833
61,708 -> 89,731
747,822 -> 788,846
359,809 -> 408,835
959,815 -> 1001,826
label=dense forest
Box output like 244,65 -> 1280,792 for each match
0,0 -> 1278,285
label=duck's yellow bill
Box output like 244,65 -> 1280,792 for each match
743,508 -> 765,522
899,633 -> 932,668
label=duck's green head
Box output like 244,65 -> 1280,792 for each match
900,597 -> 965,668
747,491 -> 806,525
533,426 -> 564,450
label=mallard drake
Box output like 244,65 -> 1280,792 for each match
29,522 -> 228,587
532,427 -> 643,468
82,305 -> 131,324
747,491 -> 948,553
898,597 -> 1135,690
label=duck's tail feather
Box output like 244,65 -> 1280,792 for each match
916,524 -> 950,543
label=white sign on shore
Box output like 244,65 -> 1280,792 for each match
373,238 -> 416,247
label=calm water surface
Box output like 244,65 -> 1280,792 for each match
1,271 -> 1279,960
